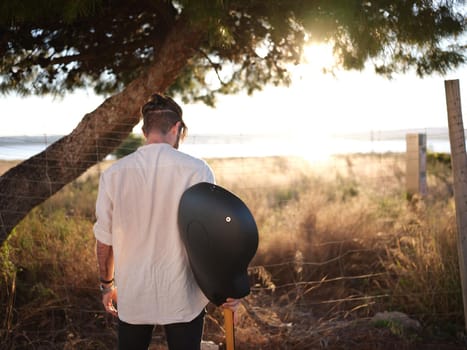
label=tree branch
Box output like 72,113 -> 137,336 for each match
0,14 -> 206,245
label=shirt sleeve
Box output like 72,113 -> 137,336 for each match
203,162 -> 215,184
93,173 -> 113,246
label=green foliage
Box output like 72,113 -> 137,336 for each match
0,237 -> 15,276
426,152 -> 453,198
373,319 -> 406,337
0,176 -> 98,303
0,174 -> 107,348
112,133 -> 144,159
0,0 -> 102,24
0,0 -> 465,103
427,152 -> 451,168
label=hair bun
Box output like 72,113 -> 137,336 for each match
142,93 -> 182,118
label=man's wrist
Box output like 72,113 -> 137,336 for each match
99,277 -> 114,284
99,283 -> 115,295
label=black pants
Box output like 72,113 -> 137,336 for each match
118,310 -> 205,350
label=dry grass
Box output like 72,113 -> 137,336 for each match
0,153 -> 465,349
0,160 -> 20,176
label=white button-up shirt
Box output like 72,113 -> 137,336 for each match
94,143 -> 215,324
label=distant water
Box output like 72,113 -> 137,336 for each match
0,135 -> 62,160
180,135 -> 452,159
0,133 -> 453,161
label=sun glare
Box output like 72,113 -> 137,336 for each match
301,42 -> 337,73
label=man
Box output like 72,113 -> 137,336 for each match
94,93 -> 239,350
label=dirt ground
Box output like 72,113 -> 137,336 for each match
141,292 -> 467,350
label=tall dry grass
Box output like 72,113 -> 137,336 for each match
210,154 -> 462,338
0,153 -> 463,349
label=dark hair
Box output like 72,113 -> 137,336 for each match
141,93 -> 187,140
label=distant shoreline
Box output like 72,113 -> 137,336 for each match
0,127 -> 455,140
0,130 -> 454,161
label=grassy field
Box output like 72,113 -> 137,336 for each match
0,153 -> 465,349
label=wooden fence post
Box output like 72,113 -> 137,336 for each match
445,79 -> 467,332
406,133 -> 427,197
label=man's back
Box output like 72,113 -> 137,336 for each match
94,143 -> 214,324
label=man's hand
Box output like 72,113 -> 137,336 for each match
102,287 -> 118,317
222,298 -> 240,313
222,298 -> 241,324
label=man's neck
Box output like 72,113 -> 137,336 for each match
145,133 -> 170,145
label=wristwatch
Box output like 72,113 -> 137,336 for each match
99,283 -> 115,295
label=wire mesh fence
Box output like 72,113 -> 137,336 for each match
0,131 -> 464,348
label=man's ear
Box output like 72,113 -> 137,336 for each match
172,121 -> 182,135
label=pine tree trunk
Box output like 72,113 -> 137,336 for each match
0,16 -> 204,245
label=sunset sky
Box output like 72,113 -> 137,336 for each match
1,43 -> 466,138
